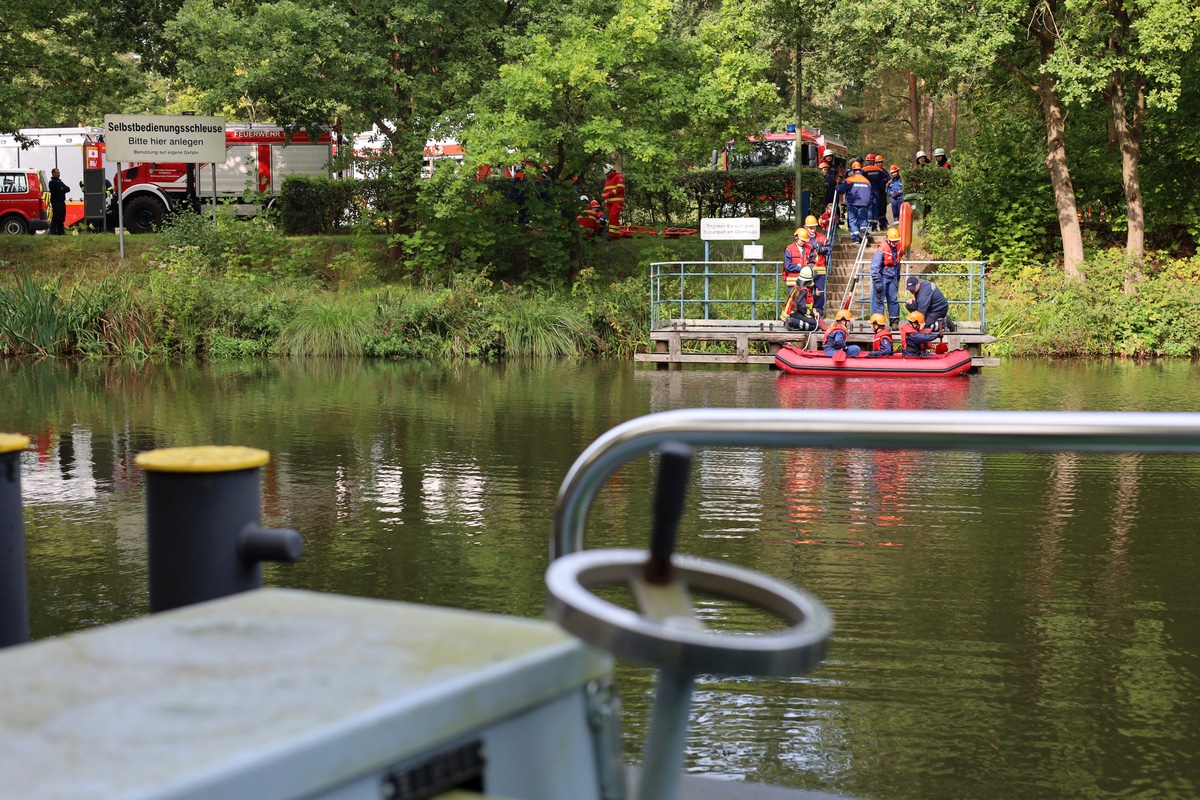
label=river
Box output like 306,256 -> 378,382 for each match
4,358 -> 1199,799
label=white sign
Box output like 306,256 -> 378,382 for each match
743,244 -> 764,260
103,114 -> 227,163
700,217 -> 761,241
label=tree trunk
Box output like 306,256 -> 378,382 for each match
1107,73 -> 1146,294
793,41 -> 804,228
1037,71 -> 1086,281
921,90 -> 934,155
948,94 -> 958,151
908,70 -> 920,158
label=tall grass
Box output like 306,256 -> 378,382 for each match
498,296 -> 593,358
280,295 -> 377,357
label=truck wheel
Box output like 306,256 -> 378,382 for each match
124,195 -> 166,234
1,215 -> 28,235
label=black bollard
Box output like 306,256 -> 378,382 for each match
136,446 -> 303,613
0,434 -> 30,648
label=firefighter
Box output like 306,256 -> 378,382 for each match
933,147 -> 951,169
48,168 -> 69,235
602,163 -> 625,230
886,165 -> 904,226
866,313 -> 894,356
915,150 -> 931,167
782,266 -> 820,333
821,151 -> 838,211
783,227 -> 810,286
870,155 -> 891,232
835,161 -> 873,243
576,195 -> 602,236
905,276 -> 950,331
900,311 -> 939,356
804,214 -> 831,317
823,309 -> 861,357
870,227 -> 904,327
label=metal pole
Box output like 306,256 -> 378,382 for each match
116,162 -> 125,259
136,446 -> 302,613
0,434 -> 30,648
211,162 -> 218,228
552,409 -> 1200,559
636,669 -> 695,800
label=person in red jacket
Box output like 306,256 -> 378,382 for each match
602,164 -> 625,230
576,195 -> 603,235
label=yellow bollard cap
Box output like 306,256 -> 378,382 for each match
136,445 -> 270,473
0,434 -> 31,454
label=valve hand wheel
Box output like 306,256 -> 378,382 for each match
545,548 -> 832,677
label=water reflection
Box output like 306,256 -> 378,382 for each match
5,359 -> 1200,799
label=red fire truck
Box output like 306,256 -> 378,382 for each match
721,127 -> 848,170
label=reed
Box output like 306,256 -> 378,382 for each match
498,295 -> 593,359
0,270 -> 72,357
280,294 -> 377,357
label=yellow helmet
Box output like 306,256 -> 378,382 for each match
886,227 -> 901,242
795,228 -> 810,241
907,311 -> 925,325
804,215 -> 819,227
869,313 -> 887,326
835,309 -> 853,321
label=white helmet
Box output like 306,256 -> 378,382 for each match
796,266 -> 815,285
580,195 -> 588,202
604,163 -> 615,172
933,148 -> 946,157
915,150 -> 928,160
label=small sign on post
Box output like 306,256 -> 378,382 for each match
700,217 -> 761,241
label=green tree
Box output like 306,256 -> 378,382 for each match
0,1 -> 143,132
1043,0 -> 1200,287
167,0 -> 531,244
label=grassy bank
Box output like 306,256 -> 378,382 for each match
4,219 -> 1199,360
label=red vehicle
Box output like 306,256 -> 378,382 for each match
0,169 -> 48,235
112,124 -> 338,233
721,128 -> 848,171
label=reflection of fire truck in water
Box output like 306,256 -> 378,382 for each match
721,127 -> 848,171
114,124 -> 338,233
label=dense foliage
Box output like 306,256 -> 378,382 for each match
1,0 -> 1199,359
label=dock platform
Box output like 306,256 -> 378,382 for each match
635,319 -> 999,369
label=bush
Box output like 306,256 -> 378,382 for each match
278,176 -> 362,234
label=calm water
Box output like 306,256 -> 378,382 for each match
4,358 -> 1200,799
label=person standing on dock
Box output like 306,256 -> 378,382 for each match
866,313 -> 894,356
870,227 -> 905,327
783,228 -> 810,286
803,215 -> 831,317
905,276 -> 950,331
823,309 -> 861,357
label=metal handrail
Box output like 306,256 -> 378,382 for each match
847,255 -> 988,330
551,409 -> 1200,558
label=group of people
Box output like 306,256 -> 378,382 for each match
780,214 -> 951,357
576,164 -> 625,237
817,308 -> 940,358
820,147 -> 950,243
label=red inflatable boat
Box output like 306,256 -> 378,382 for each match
774,344 -> 974,377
